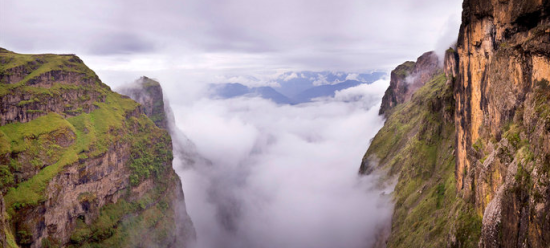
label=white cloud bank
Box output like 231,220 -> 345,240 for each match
171,79 -> 394,248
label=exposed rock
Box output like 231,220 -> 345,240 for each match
444,48 -> 459,85
117,76 -> 169,129
118,77 -> 209,168
0,194 -> 7,248
0,49 -> 195,247
0,50 -> 108,126
379,51 -> 441,117
454,0 -> 550,246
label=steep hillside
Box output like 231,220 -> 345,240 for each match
362,69 -> 481,247
0,49 -> 195,248
363,0 -> 550,247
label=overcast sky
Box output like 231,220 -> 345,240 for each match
0,0 -> 462,88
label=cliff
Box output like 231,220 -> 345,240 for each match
454,0 -> 550,246
362,0 -> 550,247
117,77 -> 170,130
116,77 -> 207,169
0,48 -> 195,248
379,51 -> 440,117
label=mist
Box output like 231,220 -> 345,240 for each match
168,78 -> 395,248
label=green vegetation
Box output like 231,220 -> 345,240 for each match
364,73 -> 481,247
0,50 -> 99,91
0,113 -> 75,152
128,126 -> 173,186
0,50 -> 180,248
393,61 -> 416,78
68,179 -> 177,248
17,97 -> 39,106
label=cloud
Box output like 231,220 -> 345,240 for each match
87,32 -> 157,55
345,73 -> 359,81
283,72 -> 298,81
434,13 -> 461,62
171,80 -> 394,248
1,0 -> 463,80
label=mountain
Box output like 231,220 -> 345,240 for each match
292,80 -> 362,103
209,83 -> 294,104
209,71 -> 385,105
252,86 -> 294,104
0,49 -> 195,247
361,0 -> 550,247
276,71 -> 386,98
210,83 -> 250,99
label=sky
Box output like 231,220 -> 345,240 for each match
1,0 -> 462,92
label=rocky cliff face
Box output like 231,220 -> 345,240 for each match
0,49 -> 195,248
117,77 -> 170,130
379,51 -> 441,117
364,0 -> 550,247
453,0 -> 550,246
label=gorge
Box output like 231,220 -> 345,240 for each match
1,0 -> 550,247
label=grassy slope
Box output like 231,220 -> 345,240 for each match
364,73 -> 481,247
0,50 -> 178,247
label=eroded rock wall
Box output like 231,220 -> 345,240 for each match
453,0 -> 550,246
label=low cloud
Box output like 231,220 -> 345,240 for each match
345,73 -> 359,81
434,14 -> 461,63
283,72 -> 298,81
171,79 -> 394,248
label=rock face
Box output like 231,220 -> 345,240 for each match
363,0 -> 550,247
0,49 -> 195,248
0,49 -> 105,126
0,194 -> 7,247
379,51 -> 441,117
118,76 -> 169,129
453,0 -> 550,246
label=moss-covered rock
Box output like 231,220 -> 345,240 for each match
0,49 -> 194,248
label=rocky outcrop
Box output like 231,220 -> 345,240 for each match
118,77 -> 208,169
0,49 -> 195,248
117,77 -> 169,129
453,0 -> 550,246
379,51 -> 441,117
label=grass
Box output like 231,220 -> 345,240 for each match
1,91 -> 141,216
364,72 -> 482,247
1,50 -> 181,247
0,51 -> 97,85
0,113 -> 75,153
393,61 -> 416,78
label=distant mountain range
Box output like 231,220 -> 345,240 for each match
208,71 -> 386,104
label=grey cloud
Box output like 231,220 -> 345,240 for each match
87,32 -> 157,55
1,0 -> 462,73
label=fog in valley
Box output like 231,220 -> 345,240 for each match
169,78 -> 395,248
